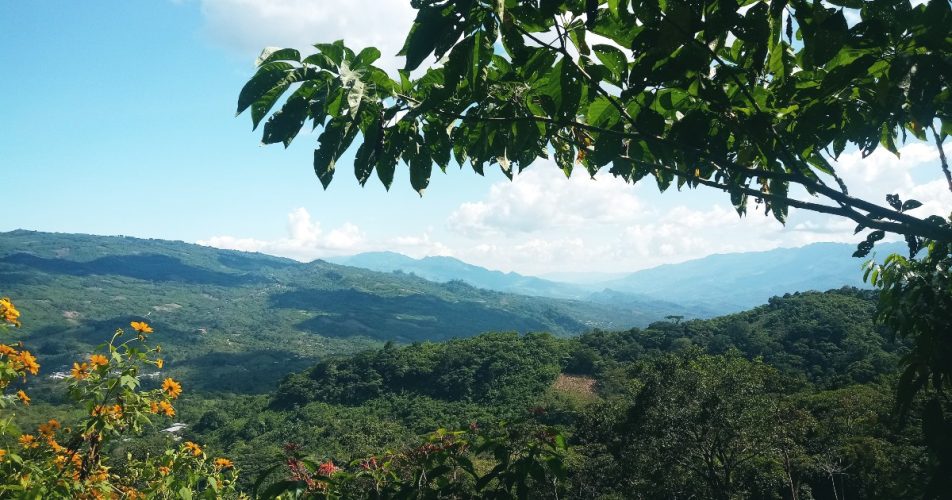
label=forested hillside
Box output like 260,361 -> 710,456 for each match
162,288 -> 927,498
0,230 -> 689,392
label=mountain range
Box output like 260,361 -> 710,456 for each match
331,241 -> 904,314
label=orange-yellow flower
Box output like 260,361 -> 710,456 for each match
156,358 -> 164,369
0,344 -> 16,357
89,354 -> 109,368
158,400 -> 175,417
38,419 -> 60,437
17,350 -> 39,375
0,297 -> 21,327
213,457 -> 234,470
149,401 -> 159,414
71,362 -> 90,380
184,441 -> 202,457
16,390 -> 30,406
0,449 -> 6,462
158,466 -> 170,476
19,434 -> 37,448
130,321 -> 153,334
162,378 -> 182,399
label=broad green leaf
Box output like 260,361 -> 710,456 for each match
236,62 -> 294,116
255,47 -> 301,66
354,47 -> 382,67
262,82 -> 317,147
593,44 -> 628,84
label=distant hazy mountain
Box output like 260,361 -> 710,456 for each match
594,241 -> 905,313
0,230 -> 688,393
333,241 -> 905,316
328,252 -> 591,299
539,271 -> 631,284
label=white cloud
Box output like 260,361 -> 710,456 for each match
200,142 -> 951,275
389,232 -> 454,258
447,165 -> 643,237
199,0 -> 415,71
833,141 -> 951,200
199,207 -> 365,260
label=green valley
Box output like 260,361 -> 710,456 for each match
0,230 -> 689,393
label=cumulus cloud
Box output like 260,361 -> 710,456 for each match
200,140 -> 951,275
199,208 -> 457,262
198,0 -> 415,70
389,232 -> 454,258
447,165 -> 643,237
199,207 -> 365,261
438,147 -> 951,274
833,141 -> 952,203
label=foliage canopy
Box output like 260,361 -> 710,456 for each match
239,0 -> 952,249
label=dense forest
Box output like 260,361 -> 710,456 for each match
142,288 -> 928,498
0,237 -> 943,497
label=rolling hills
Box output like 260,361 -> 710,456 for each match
0,230 -> 689,393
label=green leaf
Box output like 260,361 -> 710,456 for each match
255,47 -> 301,66
559,62 -> 582,120
313,41 -> 346,67
262,83 -> 316,147
313,118 -> 357,189
901,199 -> 923,212
236,62 -> 294,116
593,44 -> 627,84
354,47 -> 382,67
399,7 -> 450,71
354,120 -> 382,186
409,148 -> 433,195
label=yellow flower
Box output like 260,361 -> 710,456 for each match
71,362 -> 90,380
48,438 -> 65,454
183,441 -> 202,457
17,350 -> 39,375
156,358 -> 164,369
150,401 -> 159,414
19,434 -> 38,448
158,400 -> 175,417
0,297 -> 21,327
38,419 -> 60,437
17,390 -> 30,406
92,404 -> 123,420
214,457 -> 234,469
162,377 -> 182,399
89,354 -> 109,368
0,344 -> 17,357
0,449 -> 6,462
158,466 -> 170,476
130,321 -> 153,334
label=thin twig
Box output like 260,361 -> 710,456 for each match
930,123 -> 952,194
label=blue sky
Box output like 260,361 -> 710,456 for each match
3,0 -> 950,275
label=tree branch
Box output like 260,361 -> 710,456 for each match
394,93 -> 952,242
930,123 -> 952,194
644,161 -> 952,241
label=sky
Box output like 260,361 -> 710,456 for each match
2,0 -> 950,276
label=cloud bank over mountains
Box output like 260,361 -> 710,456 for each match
200,139 -> 952,275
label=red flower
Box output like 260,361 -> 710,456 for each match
317,460 -> 338,476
